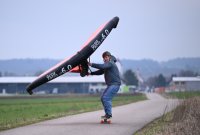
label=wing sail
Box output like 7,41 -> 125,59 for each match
26,16 -> 119,95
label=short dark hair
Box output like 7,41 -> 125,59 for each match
102,51 -> 111,58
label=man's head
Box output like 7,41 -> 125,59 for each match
102,51 -> 111,62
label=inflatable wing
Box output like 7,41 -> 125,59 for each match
26,16 -> 119,95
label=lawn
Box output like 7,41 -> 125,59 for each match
0,93 -> 146,130
168,91 -> 200,99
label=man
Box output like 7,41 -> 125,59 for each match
88,51 -> 121,119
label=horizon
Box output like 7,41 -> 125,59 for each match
0,56 -> 200,63
0,56 -> 199,79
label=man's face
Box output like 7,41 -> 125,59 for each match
103,55 -> 110,62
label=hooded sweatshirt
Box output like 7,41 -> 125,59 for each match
91,60 -> 121,86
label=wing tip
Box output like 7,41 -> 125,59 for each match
26,86 -> 33,95
112,16 -> 120,28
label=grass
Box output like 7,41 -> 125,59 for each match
135,91 -> 200,135
135,111 -> 174,135
0,93 -> 146,131
168,91 -> 200,99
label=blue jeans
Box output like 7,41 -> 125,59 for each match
101,85 -> 120,116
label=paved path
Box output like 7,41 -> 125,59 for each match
0,93 -> 179,135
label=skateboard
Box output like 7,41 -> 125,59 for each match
100,117 -> 111,124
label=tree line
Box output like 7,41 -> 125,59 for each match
123,69 -> 199,88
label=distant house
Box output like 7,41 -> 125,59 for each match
170,76 -> 200,92
0,76 -> 105,94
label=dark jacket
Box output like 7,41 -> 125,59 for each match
91,61 -> 121,86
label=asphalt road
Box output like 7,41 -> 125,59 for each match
0,93 -> 179,135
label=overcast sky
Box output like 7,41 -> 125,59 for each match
0,0 -> 200,62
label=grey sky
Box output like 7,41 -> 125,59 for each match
0,0 -> 200,62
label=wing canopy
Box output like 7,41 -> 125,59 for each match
26,16 -> 119,95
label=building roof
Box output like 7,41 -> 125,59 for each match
172,76 -> 200,82
0,76 -> 105,83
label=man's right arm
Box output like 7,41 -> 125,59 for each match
91,69 -> 104,75
91,62 -> 112,70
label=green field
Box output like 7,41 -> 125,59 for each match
0,93 -> 146,130
169,91 -> 200,99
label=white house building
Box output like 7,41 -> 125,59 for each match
170,76 -> 200,92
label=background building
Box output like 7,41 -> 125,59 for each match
0,76 -> 105,94
170,76 -> 200,92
